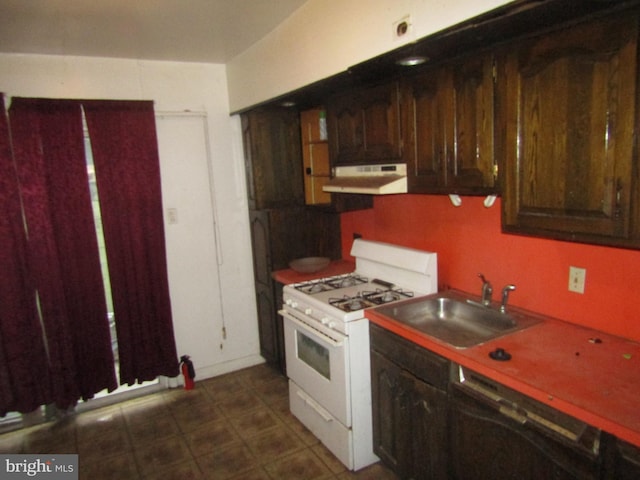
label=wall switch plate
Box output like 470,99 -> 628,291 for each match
167,207 -> 178,224
568,266 -> 586,294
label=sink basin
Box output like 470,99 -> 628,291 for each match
373,292 -> 542,348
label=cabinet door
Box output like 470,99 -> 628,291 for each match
242,109 -> 304,209
370,349 -> 408,475
446,54 -> 496,191
500,13 -> 639,245
249,208 -> 341,372
609,438 -> 640,480
249,210 -> 272,286
255,282 -> 278,365
327,91 -> 363,165
403,68 -> 445,190
249,210 -> 279,365
327,82 -> 402,166
371,346 -> 449,479
403,54 -> 497,194
404,369 -> 449,480
450,385 -> 600,480
361,82 -> 403,163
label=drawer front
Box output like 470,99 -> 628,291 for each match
370,323 -> 450,390
289,380 -> 354,470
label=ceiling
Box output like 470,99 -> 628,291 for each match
0,0 -> 308,63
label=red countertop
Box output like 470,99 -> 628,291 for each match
272,260 -> 355,285
366,289 -> 640,448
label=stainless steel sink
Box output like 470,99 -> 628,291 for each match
373,292 -> 542,348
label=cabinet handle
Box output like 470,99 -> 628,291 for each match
306,167 -> 312,175
499,405 -> 527,424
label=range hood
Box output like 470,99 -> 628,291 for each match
322,163 -> 407,195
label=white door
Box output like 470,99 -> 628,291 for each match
156,114 -> 224,367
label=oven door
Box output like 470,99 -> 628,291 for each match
280,308 -> 351,427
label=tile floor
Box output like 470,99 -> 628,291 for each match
0,363 -> 399,480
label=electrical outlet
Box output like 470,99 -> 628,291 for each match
568,266 -> 586,294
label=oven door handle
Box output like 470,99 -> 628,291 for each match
279,309 -> 345,347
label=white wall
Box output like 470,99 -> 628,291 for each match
227,0 -> 515,112
0,53 -> 262,381
0,1 -> 518,383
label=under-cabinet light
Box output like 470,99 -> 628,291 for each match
396,55 -> 428,67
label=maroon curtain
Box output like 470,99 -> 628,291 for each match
83,100 -> 179,385
10,98 -> 117,409
0,95 -> 53,415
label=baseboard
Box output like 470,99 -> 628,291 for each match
193,354 -> 266,382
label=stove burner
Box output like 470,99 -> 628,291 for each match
293,279 -> 333,294
292,274 -> 415,314
329,294 -> 376,312
380,291 -> 400,303
340,277 -> 357,288
309,283 -> 329,293
326,274 -> 368,289
347,298 -> 367,310
363,288 -> 414,305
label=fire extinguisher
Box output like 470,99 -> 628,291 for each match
179,355 -> 195,390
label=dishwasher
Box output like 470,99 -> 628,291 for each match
450,365 -> 602,480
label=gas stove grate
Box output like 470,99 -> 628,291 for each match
363,288 -> 414,305
293,273 -> 369,294
328,295 -> 377,312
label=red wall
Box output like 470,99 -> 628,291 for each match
341,194 -> 640,342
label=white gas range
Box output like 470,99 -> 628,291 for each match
279,239 -> 438,470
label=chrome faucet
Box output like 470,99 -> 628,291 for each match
500,284 -> 516,313
477,273 -> 493,306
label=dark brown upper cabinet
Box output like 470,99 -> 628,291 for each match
402,52 -> 497,194
242,109 -> 304,210
326,81 -> 402,166
499,10 -> 640,248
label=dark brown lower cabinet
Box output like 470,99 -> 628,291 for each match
370,325 -> 640,480
602,436 -> 640,480
450,382 -> 601,480
370,324 -> 449,479
250,207 -> 341,373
